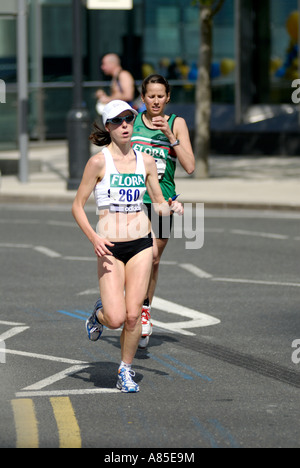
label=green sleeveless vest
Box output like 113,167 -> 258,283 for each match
131,112 -> 177,203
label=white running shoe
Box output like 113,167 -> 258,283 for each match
141,304 -> 152,337
116,367 -> 140,393
138,335 -> 150,349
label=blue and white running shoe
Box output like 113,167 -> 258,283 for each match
85,298 -> 103,341
116,368 -> 140,393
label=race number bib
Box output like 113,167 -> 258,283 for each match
109,173 -> 146,210
155,158 -> 167,181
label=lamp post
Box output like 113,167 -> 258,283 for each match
17,0 -> 29,183
67,0 -> 91,190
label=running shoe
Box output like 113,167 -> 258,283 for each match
116,367 -> 140,393
138,335 -> 150,349
85,298 -> 103,341
141,304 -> 152,337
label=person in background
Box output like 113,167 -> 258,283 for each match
131,74 -> 195,348
96,54 -> 136,115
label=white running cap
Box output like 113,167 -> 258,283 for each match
102,100 -> 138,125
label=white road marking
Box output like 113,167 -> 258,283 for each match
5,348 -> 88,365
151,297 -> 220,336
47,220 -> 75,227
22,364 -> 91,391
78,288 -> 99,296
212,277 -> 300,288
0,322 -> 29,360
0,219 -> 39,225
64,256 -> 95,261
76,289 -> 221,334
33,246 -> 62,258
0,320 -> 26,326
230,229 -> 288,240
179,263 -> 213,278
16,388 -> 120,397
0,327 -> 30,342
160,260 -> 178,265
0,243 -> 32,249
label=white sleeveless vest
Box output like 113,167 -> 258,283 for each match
94,147 -> 147,213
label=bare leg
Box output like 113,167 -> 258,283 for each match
96,255 -> 126,329
121,247 -> 153,363
147,238 -> 169,304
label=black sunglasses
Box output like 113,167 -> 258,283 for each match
106,114 -> 135,125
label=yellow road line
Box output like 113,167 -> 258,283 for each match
50,397 -> 81,448
11,399 -> 39,448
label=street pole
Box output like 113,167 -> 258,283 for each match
298,0 -> 300,126
67,0 -> 91,190
17,0 -> 29,183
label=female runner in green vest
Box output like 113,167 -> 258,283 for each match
131,74 -> 195,347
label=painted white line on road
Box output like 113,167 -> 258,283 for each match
77,290 -> 220,334
160,260 -> 178,265
23,364 -> 91,391
34,246 -> 62,258
78,287 -> 99,296
0,320 -> 26,326
179,263 -> 213,279
152,297 -> 220,336
205,228 -> 225,233
212,277 -> 300,288
47,220 -> 76,228
16,388 -> 120,397
0,327 -> 29,342
0,243 -> 32,249
5,348 -> 88,365
0,219 -> 39,225
64,256 -> 95,261
230,229 -> 288,240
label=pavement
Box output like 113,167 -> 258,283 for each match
0,140 -> 300,210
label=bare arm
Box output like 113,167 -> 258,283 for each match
72,153 -> 114,257
98,71 -> 135,103
151,115 -> 195,175
144,154 -> 184,216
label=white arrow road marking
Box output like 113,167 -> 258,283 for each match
5,348 -> 87,365
0,327 -> 30,341
0,320 -> 27,326
0,321 -> 30,365
0,320 -> 29,342
2,321 -> 119,396
151,297 -> 220,336
22,364 -> 91,391
76,290 -> 221,335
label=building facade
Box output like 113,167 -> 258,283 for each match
0,0 -> 299,153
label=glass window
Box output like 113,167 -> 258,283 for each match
0,16 -> 17,147
270,0 -> 298,103
143,0 -> 234,104
211,0 -> 235,103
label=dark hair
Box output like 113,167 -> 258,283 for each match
89,122 -> 111,147
141,74 -> 171,97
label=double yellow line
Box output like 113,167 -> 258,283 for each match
11,397 -> 81,448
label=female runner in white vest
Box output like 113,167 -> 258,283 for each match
72,100 -> 183,393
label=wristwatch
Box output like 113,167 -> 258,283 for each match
170,139 -> 180,147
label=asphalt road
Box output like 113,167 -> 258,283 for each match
0,203 -> 300,450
